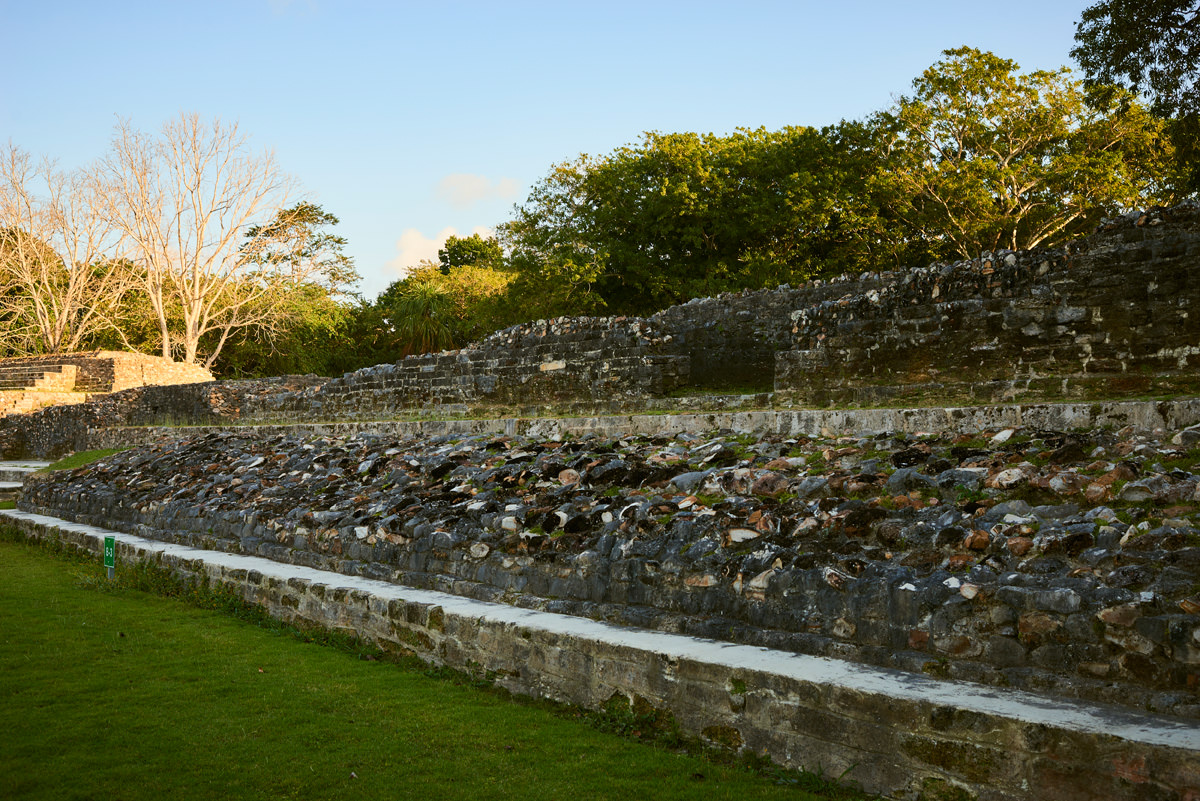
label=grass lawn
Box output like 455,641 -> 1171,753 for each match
0,538 -> 863,801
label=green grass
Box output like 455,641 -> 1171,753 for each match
0,536 -> 866,801
41,448 -> 128,472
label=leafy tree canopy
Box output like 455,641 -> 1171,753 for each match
499,127 -> 869,315
871,46 -> 1172,259
437,233 -> 504,275
1072,0 -> 1200,118
243,201 -> 360,295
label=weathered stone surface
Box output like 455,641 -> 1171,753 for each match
777,202 -> 1200,406
20,419 -> 1200,718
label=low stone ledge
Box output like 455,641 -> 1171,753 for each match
88,398 -> 1200,455
4,508 -> 1197,801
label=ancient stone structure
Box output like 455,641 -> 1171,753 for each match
5,204 -> 1199,459
0,351 -> 212,395
0,375 -> 320,460
777,206 -> 1200,406
0,351 -> 213,429
252,317 -> 689,422
15,412 -> 1200,799
242,202 -> 1199,422
7,205 -> 1200,799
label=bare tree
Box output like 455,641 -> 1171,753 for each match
93,114 -> 302,367
0,143 -> 131,355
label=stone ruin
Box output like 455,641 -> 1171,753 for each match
7,204 -> 1200,800
0,350 -> 212,424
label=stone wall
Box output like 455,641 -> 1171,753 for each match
4,205 -> 1199,446
244,203 -> 1200,421
648,276 -> 893,389
246,317 -> 689,422
0,351 -> 212,393
21,412 -> 1200,720
0,375 -> 324,459
777,204 -> 1200,405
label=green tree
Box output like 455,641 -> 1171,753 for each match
242,201 -> 360,295
869,47 -> 1171,259
200,201 -> 360,377
499,127 -> 865,315
1072,1 -> 1200,118
369,261 -> 515,360
497,156 -> 610,317
388,281 -> 456,357
437,233 -> 504,275
1072,1 -> 1200,195
209,283 -> 356,377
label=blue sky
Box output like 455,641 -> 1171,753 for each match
4,1 -> 1091,299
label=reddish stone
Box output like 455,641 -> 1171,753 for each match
964,529 -> 991,551
1007,536 -> 1034,557
908,630 -> 929,650
1018,612 -> 1063,646
1097,604 -> 1141,627
750,472 -> 790,498
947,553 -> 974,571
1110,754 -> 1148,784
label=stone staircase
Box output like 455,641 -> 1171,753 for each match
0,363 -> 78,392
0,364 -> 90,419
0,460 -> 48,502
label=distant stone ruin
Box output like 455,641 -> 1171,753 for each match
0,350 -> 212,395
5,202 -> 1199,460
0,351 -> 214,457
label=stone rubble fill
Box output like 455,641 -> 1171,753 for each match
21,421 -> 1200,718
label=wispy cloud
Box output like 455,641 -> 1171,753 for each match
387,225 -> 493,277
435,173 -> 519,209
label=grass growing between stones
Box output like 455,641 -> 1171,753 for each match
40,447 -> 127,472
0,536 -> 871,801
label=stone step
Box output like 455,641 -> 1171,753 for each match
0,462 -> 50,482
0,363 -> 77,392
3,508 -> 1197,801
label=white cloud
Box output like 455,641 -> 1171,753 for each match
435,173 -> 519,209
387,225 -> 493,278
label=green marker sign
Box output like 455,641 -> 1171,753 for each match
103,536 -> 115,578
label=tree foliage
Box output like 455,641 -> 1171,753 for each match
870,47 -> 1171,259
243,201 -> 359,295
499,127 -> 874,315
1,117 -> 361,376
1072,0 -> 1200,118
498,53 -> 1172,317
0,144 -> 132,355
368,261 -> 515,360
437,233 -> 503,275
1072,1 -> 1200,195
